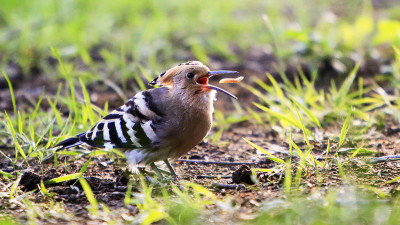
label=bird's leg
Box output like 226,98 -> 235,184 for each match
150,162 -> 165,179
164,159 -> 177,176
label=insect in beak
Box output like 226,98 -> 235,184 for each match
197,70 -> 239,99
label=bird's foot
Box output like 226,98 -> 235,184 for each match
148,162 -> 180,183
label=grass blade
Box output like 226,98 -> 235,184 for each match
0,169 -> 13,178
294,107 -> 312,149
284,159 -> 292,195
78,177 -> 98,215
254,103 -> 301,129
385,176 -> 400,185
39,180 -> 48,196
335,155 -> 346,180
79,78 -> 96,124
345,146 -> 366,161
290,96 -> 321,128
43,173 -> 82,185
30,89 -> 45,121
212,128 -> 224,144
47,97 -> 63,126
243,138 -> 285,164
290,139 -> 304,158
10,173 -> 22,199
4,112 -> 28,165
339,109 -> 352,150
2,72 -> 17,118
323,140 -> 331,169
79,158 -> 92,174
252,168 -> 274,173
335,62 -> 360,107
267,73 -> 286,105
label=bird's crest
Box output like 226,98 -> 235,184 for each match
149,61 -> 209,86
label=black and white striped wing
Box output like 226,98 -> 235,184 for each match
79,91 -> 160,150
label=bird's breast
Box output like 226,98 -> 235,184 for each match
152,92 -> 215,158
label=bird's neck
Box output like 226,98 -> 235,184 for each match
170,88 -> 216,114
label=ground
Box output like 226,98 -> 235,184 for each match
2,55 -> 400,224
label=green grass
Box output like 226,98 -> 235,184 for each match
1,0 -> 400,224
250,186 -> 399,225
247,59 -> 400,139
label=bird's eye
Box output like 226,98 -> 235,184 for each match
186,72 -> 195,79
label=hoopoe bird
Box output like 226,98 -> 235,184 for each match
55,61 -> 240,177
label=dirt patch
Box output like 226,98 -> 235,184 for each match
232,165 -> 255,185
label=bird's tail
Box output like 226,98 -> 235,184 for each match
54,133 -> 85,150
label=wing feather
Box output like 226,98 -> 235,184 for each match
79,91 -> 159,149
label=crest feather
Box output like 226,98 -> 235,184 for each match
149,61 -> 207,86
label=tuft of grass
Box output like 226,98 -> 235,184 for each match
248,64 -> 366,134
244,98 -> 372,191
250,186 -> 397,225
124,177 -> 224,224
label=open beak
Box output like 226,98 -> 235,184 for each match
198,70 -> 239,99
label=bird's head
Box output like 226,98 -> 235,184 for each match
149,61 -> 238,99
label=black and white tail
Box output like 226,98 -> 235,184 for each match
53,89 -> 166,152
54,133 -> 85,150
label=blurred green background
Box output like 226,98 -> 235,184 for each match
1,0 -> 399,85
